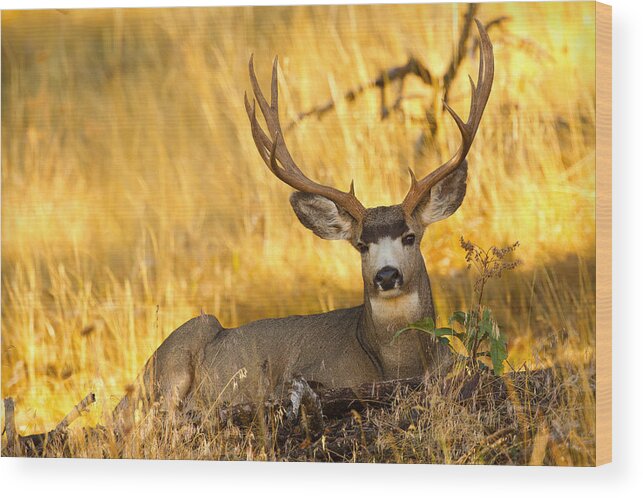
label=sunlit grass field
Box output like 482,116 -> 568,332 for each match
2,3 -> 597,463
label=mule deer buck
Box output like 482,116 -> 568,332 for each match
113,20 -> 493,430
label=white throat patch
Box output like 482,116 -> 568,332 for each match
370,291 -> 421,332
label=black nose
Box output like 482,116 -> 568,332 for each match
374,266 -> 403,291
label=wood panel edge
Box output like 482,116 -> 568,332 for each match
595,0 -> 612,467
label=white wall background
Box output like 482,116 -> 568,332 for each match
0,0 -> 640,496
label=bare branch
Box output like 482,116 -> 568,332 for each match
286,56 -> 433,130
443,3 -> 479,102
287,10 -> 510,135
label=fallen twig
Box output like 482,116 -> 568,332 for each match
2,392 -> 96,457
54,393 -> 96,433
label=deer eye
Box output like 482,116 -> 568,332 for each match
356,242 -> 369,254
402,234 -> 416,246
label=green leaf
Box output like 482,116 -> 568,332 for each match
438,337 -> 450,346
391,317 -> 435,342
489,330 -> 508,376
478,308 -> 494,341
411,316 -> 436,331
434,327 -> 466,341
449,311 -> 467,325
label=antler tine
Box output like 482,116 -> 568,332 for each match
402,18 -> 494,216
245,56 -> 366,221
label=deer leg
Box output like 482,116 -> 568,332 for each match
285,376 -> 324,439
112,314 -> 222,437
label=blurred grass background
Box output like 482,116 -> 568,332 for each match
2,2 -> 596,434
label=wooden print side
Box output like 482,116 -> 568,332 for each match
595,1 -> 612,467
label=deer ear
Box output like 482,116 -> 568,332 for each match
414,160 -> 468,226
290,192 -> 355,240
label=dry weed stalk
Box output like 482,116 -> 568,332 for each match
459,236 -> 521,363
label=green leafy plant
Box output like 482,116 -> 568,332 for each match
395,237 -> 521,375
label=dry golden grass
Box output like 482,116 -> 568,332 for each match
2,3 -> 596,463
3,362 -> 596,465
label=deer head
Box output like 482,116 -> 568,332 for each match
245,19 -> 493,301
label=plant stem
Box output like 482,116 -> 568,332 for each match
469,277 -> 487,367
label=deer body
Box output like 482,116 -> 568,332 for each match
117,234 -> 444,415
194,238 -> 443,396
113,20 -> 493,429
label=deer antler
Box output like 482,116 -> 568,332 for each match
402,19 -> 494,216
245,56 -> 366,222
